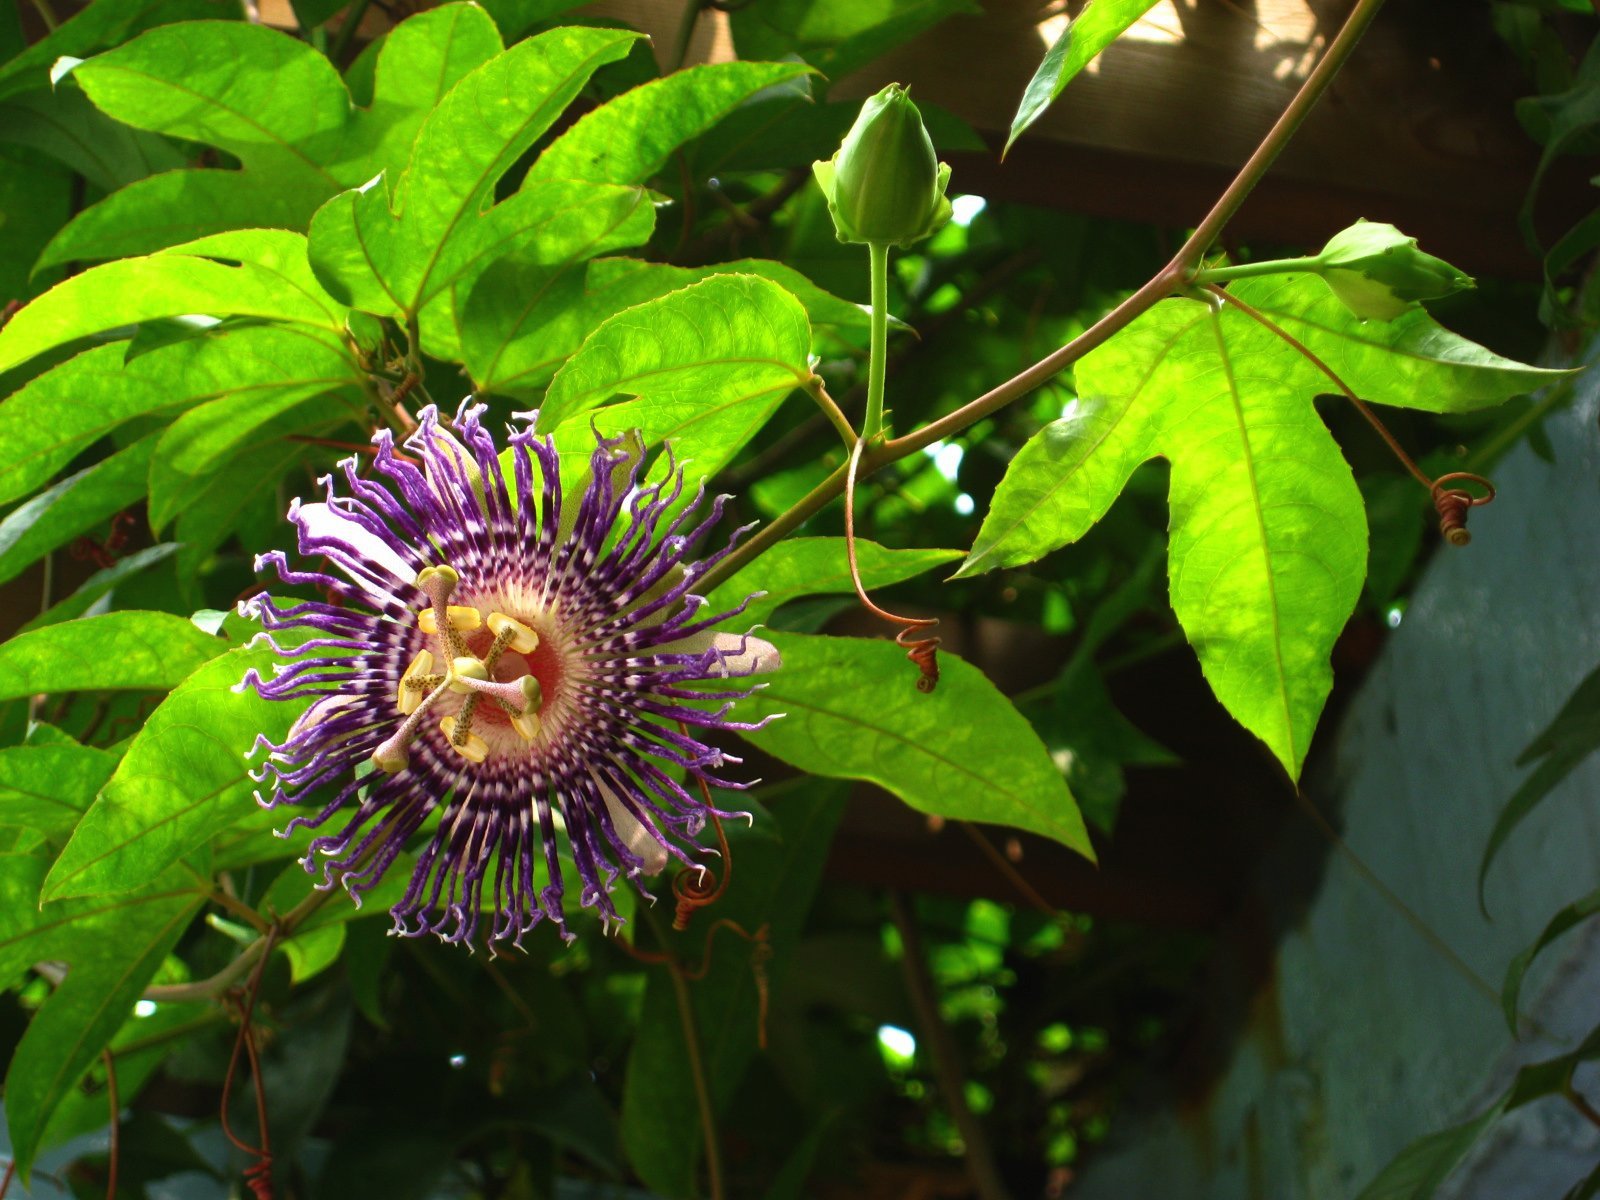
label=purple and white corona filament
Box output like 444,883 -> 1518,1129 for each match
238,402 -> 781,946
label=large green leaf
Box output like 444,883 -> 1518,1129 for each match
0,431 -> 157,586
42,641 -> 305,901
527,60 -> 812,189
1479,663 -> 1600,909
960,276 -> 1563,778
706,536 -> 961,629
0,320 -> 361,506
0,611 -> 221,703
621,787 -> 844,1198
739,633 -> 1092,857
306,26 -> 642,328
467,256 -> 869,397
0,855 -> 203,1179
0,148 -> 71,304
45,7 -> 502,264
0,743 -> 118,843
0,229 -> 349,374
1005,0 -> 1163,156
538,275 -> 812,468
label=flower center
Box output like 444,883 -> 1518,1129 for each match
369,565 -> 551,773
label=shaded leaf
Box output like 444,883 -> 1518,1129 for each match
0,855 -> 204,1179
0,0 -> 227,103
1354,1101 -> 1505,1200
1480,662 -> 1600,908
1006,0 -> 1163,156
622,786 -> 844,1197
21,544 -> 181,633
0,611 -> 221,703
728,0 -> 976,84
42,641 -> 305,901
0,431 -> 157,586
0,81 -> 186,194
739,633 -> 1093,856
1502,886 -> 1600,1032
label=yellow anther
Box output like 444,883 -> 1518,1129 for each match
415,565 -> 460,591
396,650 -> 435,715
486,612 -> 539,654
439,716 -> 489,763
417,605 -> 482,635
371,744 -> 410,774
447,657 -> 488,694
511,709 -> 542,742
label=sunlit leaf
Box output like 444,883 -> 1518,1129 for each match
0,743 -> 118,843
707,536 -> 961,629
41,641 -> 304,901
0,611 -> 222,703
960,276 -> 1564,779
0,0 -> 226,103
739,633 -> 1092,857
539,275 -> 812,470
1005,0 -> 1163,156
0,321 -> 361,507
0,230 -> 349,373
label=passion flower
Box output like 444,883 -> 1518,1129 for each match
238,403 -> 780,947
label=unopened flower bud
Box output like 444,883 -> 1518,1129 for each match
1314,220 -> 1474,321
813,84 -> 952,248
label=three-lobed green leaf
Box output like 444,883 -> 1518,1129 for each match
960,275 -> 1566,779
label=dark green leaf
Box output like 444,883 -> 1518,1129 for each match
0,432 -> 156,586
1502,886 -> 1600,1031
173,437 -> 307,585
0,81 -> 186,193
1354,1101 -> 1505,1200
0,611 -> 222,703
707,536 -> 961,629
728,0 -> 976,84
621,786 -> 844,1197
0,148 -> 71,303
0,855 -> 204,1178
1480,664 -> 1600,907
41,640 -> 305,901
739,633 -> 1093,857
21,544 -> 181,633
1005,1 -> 1163,156
0,0 -> 228,103
474,0 -> 589,41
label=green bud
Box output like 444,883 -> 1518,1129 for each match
813,83 -> 953,248
1313,220 -> 1474,321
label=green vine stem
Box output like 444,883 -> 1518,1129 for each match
1189,255 -> 1322,285
699,0 -> 1389,596
865,240 -> 891,439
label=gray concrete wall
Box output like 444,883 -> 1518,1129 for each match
1075,346 -> 1600,1200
